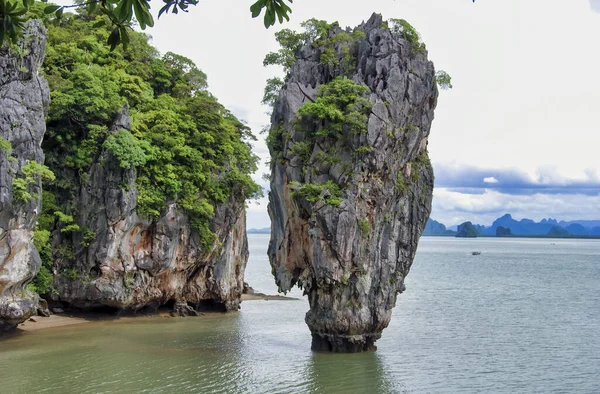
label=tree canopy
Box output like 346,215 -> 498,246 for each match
27,5 -> 261,293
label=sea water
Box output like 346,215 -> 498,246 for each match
0,235 -> 598,393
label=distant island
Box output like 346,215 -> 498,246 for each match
456,222 -> 478,238
423,214 -> 600,239
247,227 -> 271,234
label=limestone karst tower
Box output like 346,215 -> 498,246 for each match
267,14 -> 438,352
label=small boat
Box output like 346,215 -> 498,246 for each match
471,251 -> 481,255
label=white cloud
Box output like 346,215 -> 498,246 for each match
483,177 -> 499,184
432,188 -> 600,226
591,0 -> 600,13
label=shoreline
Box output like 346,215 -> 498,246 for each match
241,293 -> 298,301
11,291 -> 298,335
18,314 -> 90,332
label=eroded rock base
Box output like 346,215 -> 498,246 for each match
311,333 -> 380,353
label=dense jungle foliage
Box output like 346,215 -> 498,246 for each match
28,4 -> 260,294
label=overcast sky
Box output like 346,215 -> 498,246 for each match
75,0 -> 600,227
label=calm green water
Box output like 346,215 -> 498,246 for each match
1,235 -> 599,393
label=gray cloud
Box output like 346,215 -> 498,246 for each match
591,0 -> 600,13
431,188 -> 600,226
434,164 -> 600,196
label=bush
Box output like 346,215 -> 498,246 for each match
435,70 -> 453,90
297,77 -> 372,138
0,137 -> 12,154
358,219 -> 370,236
103,129 -> 147,169
291,180 -> 343,207
389,18 -> 425,53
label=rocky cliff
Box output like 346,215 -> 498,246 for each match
0,21 -> 50,332
48,107 -> 249,314
267,14 -> 437,352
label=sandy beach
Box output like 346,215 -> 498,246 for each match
14,292 -> 297,334
18,314 -> 90,332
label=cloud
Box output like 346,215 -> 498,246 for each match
433,163 -> 600,195
591,0 -> 600,13
431,188 -> 600,226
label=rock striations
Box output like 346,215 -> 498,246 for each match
267,14 -> 438,352
50,107 -> 249,314
0,21 -> 50,332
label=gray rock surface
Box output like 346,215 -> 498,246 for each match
0,21 -> 50,333
267,14 -> 437,352
51,107 -> 248,313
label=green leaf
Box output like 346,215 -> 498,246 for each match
264,7 -> 275,28
119,26 -> 130,49
92,20 -> 106,28
13,7 -> 28,16
55,7 -> 64,19
145,13 -> 154,28
132,0 -> 153,29
43,4 -> 61,14
87,1 -> 98,15
250,0 -> 265,18
116,0 -> 132,22
107,27 -> 120,51
158,4 -> 171,18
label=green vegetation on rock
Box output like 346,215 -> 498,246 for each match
435,70 -> 453,90
103,129 -> 147,169
358,219 -> 370,236
12,161 -> 55,203
290,180 -> 343,207
0,136 -> 12,154
388,18 -> 426,53
297,77 -> 372,138
26,6 -> 260,294
263,18 -> 364,76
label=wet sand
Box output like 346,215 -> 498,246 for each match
242,293 -> 298,301
15,292 -> 297,334
18,314 -> 90,332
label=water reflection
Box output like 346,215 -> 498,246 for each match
306,351 -> 408,394
1,236 -> 599,393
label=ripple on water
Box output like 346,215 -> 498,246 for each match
0,236 -> 599,393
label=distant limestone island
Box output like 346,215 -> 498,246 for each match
247,227 -> 271,234
424,214 -> 600,238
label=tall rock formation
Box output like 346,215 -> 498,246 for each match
0,21 -> 50,332
267,14 -> 437,351
49,107 -> 249,313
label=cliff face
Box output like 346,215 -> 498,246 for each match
50,108 -> 248,313
0,22 -> 50,332
267,14 -> 437,352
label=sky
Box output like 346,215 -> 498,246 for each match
61,0 -> 600,227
